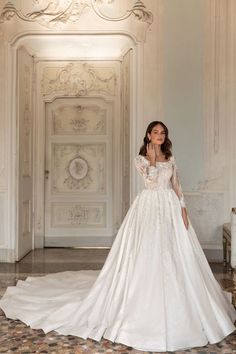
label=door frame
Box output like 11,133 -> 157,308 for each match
43,94 -> 117,247
8,31 -> 145,260
15,45 -> 34,261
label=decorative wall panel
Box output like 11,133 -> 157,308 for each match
52,104 -> 106,135
17,46 -> 34,260
22,64 -> 32,177
52,143 -> 106,194
0,1 -> 152,29
42,63 -> 117,97
51,202 -> 106,228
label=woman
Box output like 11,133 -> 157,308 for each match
0,121 -> 235,352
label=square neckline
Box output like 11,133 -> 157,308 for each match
141,155 -> 172,164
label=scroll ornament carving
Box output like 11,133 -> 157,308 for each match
42,63 -> 116,97
92,0 -> 153,24
67,205 -> 103,225
70,115 -> 105,133
51,203 -> 105,226
71,117 -> 89,132
0,0 -> 91,27
0,1 -> 153,27
52,104 -> 106,135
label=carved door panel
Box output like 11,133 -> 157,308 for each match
45,98 -> 113,246
17,47 -> 34,260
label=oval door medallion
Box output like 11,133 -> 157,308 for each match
68,157 -> 88,180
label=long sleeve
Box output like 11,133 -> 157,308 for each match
171,157 -> 186,208
134,155 -> 158,183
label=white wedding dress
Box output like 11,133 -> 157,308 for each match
0,155 -> 236,352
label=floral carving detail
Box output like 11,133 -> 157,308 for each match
42,63 -> 116,97
71,117 -> 89,132
0,0 -> 153,27
0,0 -> 91,28
52,203 -> 105,226
52,104 -> 106,135
68,205 -> 102,225
28,0 -> 90,26
69,206 -> 89,224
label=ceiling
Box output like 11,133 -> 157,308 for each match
18,34 -> 134,60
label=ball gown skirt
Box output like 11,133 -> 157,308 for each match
0,155 -> 235,352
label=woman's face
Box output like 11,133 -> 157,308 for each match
147,124 -> 166,145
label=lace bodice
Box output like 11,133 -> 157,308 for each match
134,155 -> 186,207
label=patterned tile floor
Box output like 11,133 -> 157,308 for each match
0,248 -> 235,354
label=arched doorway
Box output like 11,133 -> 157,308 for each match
12,32 -> 142,259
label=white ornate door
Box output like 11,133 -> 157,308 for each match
44,97 -> 114,246
17,47 -> 34,260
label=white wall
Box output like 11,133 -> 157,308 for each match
142,0 -> 204,190
143,0 -> 162,126
162,0 -> 204,190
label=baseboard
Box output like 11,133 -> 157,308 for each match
34,235 -> 44,248
44,236 -> 115,248
0,244 -> 224,263
203,248 -> 223,262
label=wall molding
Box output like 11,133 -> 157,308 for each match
203,0 -> 236,222
203,249 -> 223,263
227,0 -> 236,213
0,1 -> 153,27
203,0 -> 227,190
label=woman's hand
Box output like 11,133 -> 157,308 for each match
146,143 -> 156,164
181,208 -> 189,230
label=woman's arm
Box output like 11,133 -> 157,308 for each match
171,157 -> 189,230
134,155 -> 158,183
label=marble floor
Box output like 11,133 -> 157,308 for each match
0,248 -> 235,354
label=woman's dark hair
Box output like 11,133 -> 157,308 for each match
139,121 -> 172,159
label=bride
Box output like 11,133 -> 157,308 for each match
0,121 -> 235,352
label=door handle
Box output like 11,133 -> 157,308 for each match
45,170 -> 49,179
